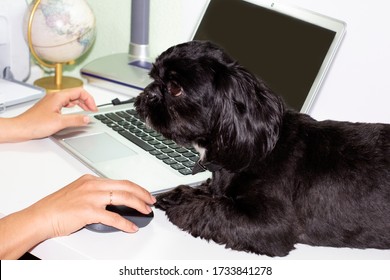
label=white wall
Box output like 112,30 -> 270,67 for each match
63,0 -> 209,76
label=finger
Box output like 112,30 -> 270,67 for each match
104,190 -> 153,215
74,176 -> 156,211
97,179 -> 156,205
60,114 -> 90,128
65,99 -> 94,112
92,209 -> 139,233
76,90 -> 98,112
61,88 -> 98,112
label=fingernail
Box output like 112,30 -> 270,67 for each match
146,205 -> 152,213
132,224 -> 139,232
83,116 -> 90,124
151,195 -> 157,204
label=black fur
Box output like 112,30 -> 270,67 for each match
134,40 -> 390,257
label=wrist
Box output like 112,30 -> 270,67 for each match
0,117 -> 23,143
0,207 -> 51,259
24,202 -> 56,240
0,115 -> 38,143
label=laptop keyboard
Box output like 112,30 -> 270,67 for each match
94,109 -> 201,175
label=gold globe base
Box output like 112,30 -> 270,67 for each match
34,76 -> 83,93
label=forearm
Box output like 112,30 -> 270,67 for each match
0,207 -> 50,259
0,117 -> 28,143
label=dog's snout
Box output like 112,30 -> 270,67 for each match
143,84 -> 161,102
146,90 -> 159,101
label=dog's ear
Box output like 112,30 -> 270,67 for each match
208,63 -> 285,171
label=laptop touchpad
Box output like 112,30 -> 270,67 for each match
65,133 -> 136,163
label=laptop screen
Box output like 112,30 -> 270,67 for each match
192,0 -> 345,112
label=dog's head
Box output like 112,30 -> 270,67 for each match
135,40 -> 285,172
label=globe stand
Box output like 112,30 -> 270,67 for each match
33,63 -> 83,93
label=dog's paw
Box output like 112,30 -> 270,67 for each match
155,185 -> 193,211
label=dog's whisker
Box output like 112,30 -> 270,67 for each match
193,143 -> 206,160
144,117 -> 153,129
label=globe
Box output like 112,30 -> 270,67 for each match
25,0 -> 96,91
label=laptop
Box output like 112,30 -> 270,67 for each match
51,0 -> 346,194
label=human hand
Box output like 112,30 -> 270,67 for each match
3,87 -> 98,142
28,174 -> 156,239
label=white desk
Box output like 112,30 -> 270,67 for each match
1,0 -> 390,260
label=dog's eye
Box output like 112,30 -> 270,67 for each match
168,82 -> 182,97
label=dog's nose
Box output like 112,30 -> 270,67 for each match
144,90 -> 159,102
143,84 -> 160,102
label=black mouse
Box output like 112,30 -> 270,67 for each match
85,205 -> 154,233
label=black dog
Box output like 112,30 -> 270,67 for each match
134,40 -> 390,257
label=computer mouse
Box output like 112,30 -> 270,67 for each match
85,205 -> 154,233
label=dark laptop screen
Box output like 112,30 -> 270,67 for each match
193,0 -> 336,111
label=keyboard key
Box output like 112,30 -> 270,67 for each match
101,119 -> 112,124
144,128 -> 155,133
176,147 -> 189,153
176,156 -> 189,163
155,144 -> 167,149
170,163 -> 184,170
163,139 -> 175,145
141,135 -> 154,141
118,130 -> 155,151
106,113 -> 123,122
179,168 -> 193,175
149,150 -> 162,156
126,109 -> 138,116
156,154 -> 169,160
128,127 -> 139,133
169,143 -> 181,149
162,148 -> 174,154
136,123 -> 146,129
135,131 -> 147,137
182,151 -> 195,157
130,119 -> 139,125
163,158 -> 177,165
150,131 -> 161,137
116,111 -> 131,118
167,152 -> 181,158
183,161 -> 195,168
94,114 -> 106,120
189,155 -> 200,162
148,139 -> 160,145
